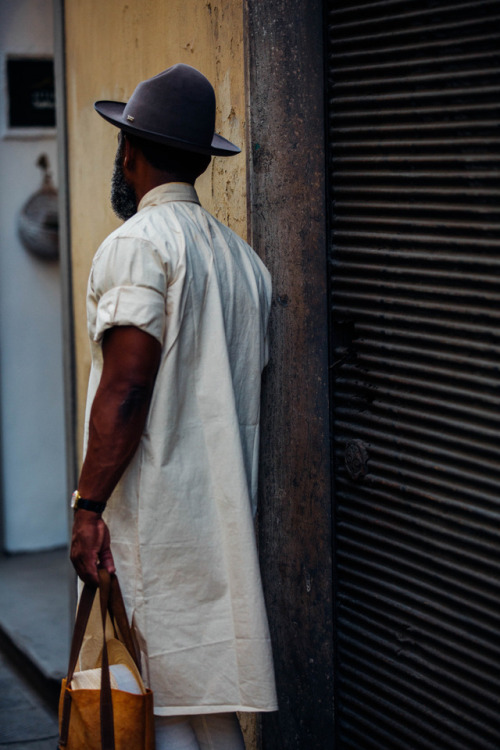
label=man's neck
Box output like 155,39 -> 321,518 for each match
134,163 -> 194,207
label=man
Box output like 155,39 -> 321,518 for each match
69,64 -> 277,749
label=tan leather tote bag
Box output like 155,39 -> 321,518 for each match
58,569 -> 155,750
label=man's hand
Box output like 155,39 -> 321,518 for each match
70,509 -> 116,586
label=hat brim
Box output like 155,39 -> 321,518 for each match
95,101 -> 240,157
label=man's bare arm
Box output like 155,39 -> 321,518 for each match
70,325 -> 161,585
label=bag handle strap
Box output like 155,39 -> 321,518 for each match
66,582 -> 97,683
108,573 -> 142,673
98,569 -> 115,750
59,580 -> 98,747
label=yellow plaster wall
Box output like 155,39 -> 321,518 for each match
64,0 -> 248,459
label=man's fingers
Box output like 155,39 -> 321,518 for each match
71,552 -> 100,586
99,545 -> 116,574
98,523 -> 116,574
70,513 -> 114,583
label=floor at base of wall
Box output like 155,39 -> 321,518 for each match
0,547 -> 71,711
0,648 -> 59,749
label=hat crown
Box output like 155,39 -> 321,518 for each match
123,64 -> 216,147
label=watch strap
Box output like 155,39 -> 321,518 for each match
72,491 -> 106,514
76,497 -> 107,514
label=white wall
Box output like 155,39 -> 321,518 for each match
0,0 -> 67,551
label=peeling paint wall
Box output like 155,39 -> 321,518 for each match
63,0 -> 248,458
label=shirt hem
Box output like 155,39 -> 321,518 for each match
153,704 -> 279,717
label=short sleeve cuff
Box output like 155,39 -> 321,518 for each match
94,285 -> 166,343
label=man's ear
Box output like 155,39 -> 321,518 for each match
122,135 -> 136,173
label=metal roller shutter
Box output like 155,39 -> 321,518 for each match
327,1 -> 500,748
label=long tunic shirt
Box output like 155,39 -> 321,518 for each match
83,182 -> 277,715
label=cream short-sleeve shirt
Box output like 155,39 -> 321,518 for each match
84,183 -> 277,715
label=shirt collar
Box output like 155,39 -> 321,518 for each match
138,182 -> 200,212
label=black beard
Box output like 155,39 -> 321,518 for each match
110,138 -> 137,221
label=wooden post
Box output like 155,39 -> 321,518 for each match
245,1 -> 334,747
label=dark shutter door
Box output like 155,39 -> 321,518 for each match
327,2 -> 500,748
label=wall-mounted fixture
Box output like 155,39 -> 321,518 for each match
18,154 -> 58,260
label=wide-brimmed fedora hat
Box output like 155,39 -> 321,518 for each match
95,63 -> 240,157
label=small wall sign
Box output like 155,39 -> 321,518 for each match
7,57 -> 55,128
